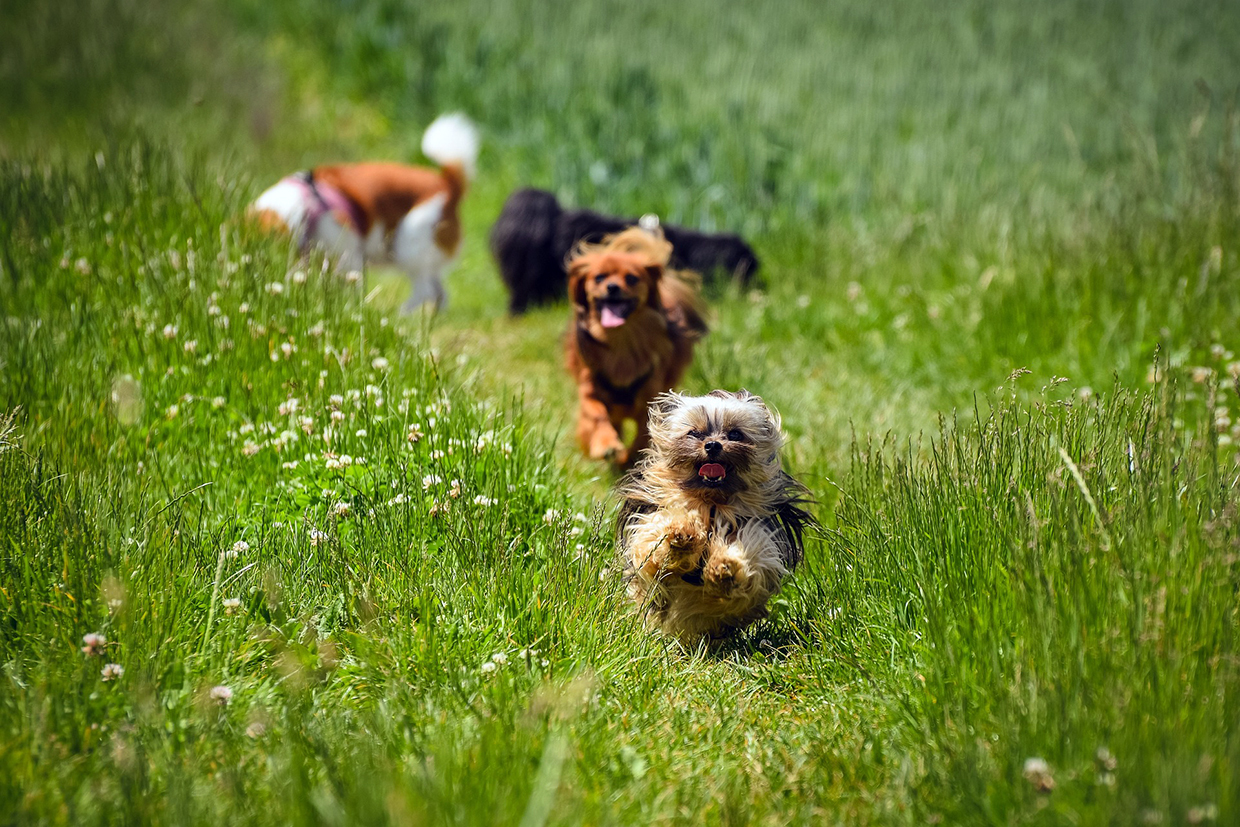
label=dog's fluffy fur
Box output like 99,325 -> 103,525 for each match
491,188 -> 760,314
565,227 -> 708,467
250,113 -> 479,311
617,390 -> 815,642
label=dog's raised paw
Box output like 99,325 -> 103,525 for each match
667,525 -> 698,551
592,440 -> 628,465
705,557 -> 742,594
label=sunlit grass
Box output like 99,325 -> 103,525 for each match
2,0 -> 1240,823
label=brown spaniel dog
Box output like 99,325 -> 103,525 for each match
564,227 -> 708,466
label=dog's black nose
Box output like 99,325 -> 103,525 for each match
704,440 -> 722,456
606,283 -> 622,297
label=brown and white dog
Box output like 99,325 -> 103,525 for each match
564,227 -> 708,467
250,113 -> 479,311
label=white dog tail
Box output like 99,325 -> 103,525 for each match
421,112 -> 479,181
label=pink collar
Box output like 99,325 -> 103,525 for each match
284,173 -> 365,242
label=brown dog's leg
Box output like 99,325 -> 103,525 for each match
577,385 -> 628,464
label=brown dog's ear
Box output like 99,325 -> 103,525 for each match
567,256 -> 593,311
644,262 -> 663,308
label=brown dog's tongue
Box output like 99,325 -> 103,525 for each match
699,463 -> 726,480
600,306 -> 627,328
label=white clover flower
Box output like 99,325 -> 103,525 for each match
473,495 -> 496,507
491,652 -> 508,665
331,410 -> 345,423
239,422 -> 255,435
281,342 -> 295,358
479,661 -> 497,674
298,415 -> 315,435
242,440 -> 260,457
209,685 -> 233,704
81,633 -> 107,656
101,663 -> 124,681
1023,757 -> 1055,792
308,321 -> 325,337
422,474 -> 443,490
308,529 -> 328,547
449,479 -> 462,499
222,597 -> 241,615
291,270 -> 307,284
182,339 -> 198,354
569,526 -> 583,537
229,539 -> 249,556
355,429 -> 367,438
165,404 -> 179,419
281,460 -> 299,469
329,394 -> 344,408
338,454 -> 353,467
407,424 -> 423,443
543,508 -> 561,525
245,721 -> 266,738
238,302 -> 250,315
162,324 -> 178,339
212,396 -> 226,409
278,398 -> 300,416
372,356 -> 389,371
332,502 -> 351,517
387,493 -> 408,506
431,450 -> 445,460
345,270 -> 362,284
265,282 -> 285,296
429,501 -> 449,517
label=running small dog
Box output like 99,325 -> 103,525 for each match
491,188 -> 760,314
617,390 -> 815,642
565,227 -> 708,467
249,113 -> 479,311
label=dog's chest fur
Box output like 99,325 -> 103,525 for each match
576,307 -> 675,389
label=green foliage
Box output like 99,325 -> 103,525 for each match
2,0 -> 1240,823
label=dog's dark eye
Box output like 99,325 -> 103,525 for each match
727,429 -> 745,442
594,274 -> 607,284
687,430 -> 705,440
624,274 -> 639,287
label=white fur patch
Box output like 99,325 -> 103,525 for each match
253,179 -> 311,236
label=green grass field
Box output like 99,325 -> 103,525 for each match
3,0 -> 1240,823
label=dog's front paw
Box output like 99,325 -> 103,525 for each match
662,513 -> 707,572
704,555 -> 746,595
667,525 -> 699,553
589,436 -> 628,465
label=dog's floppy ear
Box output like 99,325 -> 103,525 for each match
644,261 -> 664,308
567,255 -> 593,311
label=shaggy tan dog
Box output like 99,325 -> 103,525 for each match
617,390 -> 815,642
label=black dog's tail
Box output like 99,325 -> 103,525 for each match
490,188 -> 563,315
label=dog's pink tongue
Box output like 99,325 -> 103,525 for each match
699,463 -> 727,480
600,306 -> 627,328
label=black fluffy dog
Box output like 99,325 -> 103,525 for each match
490,188 -> 760,315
